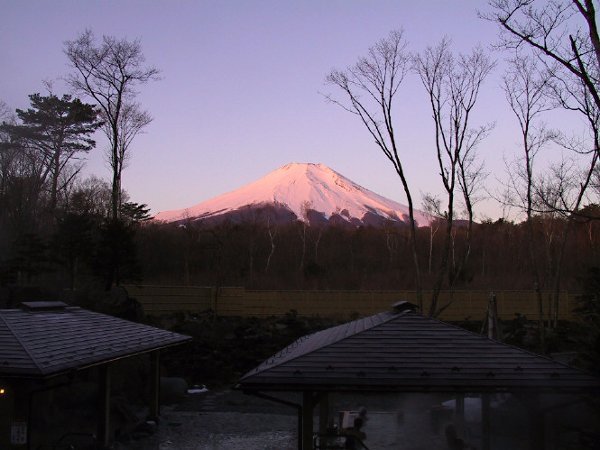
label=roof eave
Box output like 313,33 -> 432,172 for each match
238,381 -> 600,394
0,337 -> 191,380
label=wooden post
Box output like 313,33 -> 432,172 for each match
318,393 -> 330,449
302,391 -> 314,450
97,364 -> 111,449
297,407 -> 303,450
319,393 -> 329,434
455,394 -> 465,437
149,350 -> 160,421
481,394 -> 491,450
10,383 -> 29,449
527,394 -> 544,450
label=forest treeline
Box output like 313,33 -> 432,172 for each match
1,195 -> 598,295
138,211 -> 600,293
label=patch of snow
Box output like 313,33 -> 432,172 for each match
187,384 -> 209,394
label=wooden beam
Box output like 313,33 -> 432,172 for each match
319,393 -> 329,435
481,394 -> 491,450
455,394 -> 465,437
302,391 -> 315,450
97,364 -> 111,449
297,407 -> 303,450
149,351 -> 160,421
10,382 -> 29,449
527,395 -> 544,450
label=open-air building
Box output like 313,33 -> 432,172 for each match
0,301 -> 191,449
238,302 -> 600,450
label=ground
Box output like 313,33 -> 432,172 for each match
120,389 -> 477,450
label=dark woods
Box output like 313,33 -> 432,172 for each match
3,190 -> 598,295
0,91 -> 150,291
137,212 -> 600,292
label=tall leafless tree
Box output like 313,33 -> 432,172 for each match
486,1 -> 600,113
502,53 -> 556,348
485,0 -> 600,214
0,101 -> 16,206
414,38 -> 494,316
103,101 -> 152,213
487,1 -> 600,330
422,194 -> 442,275
325,30 -> 424,308
65,30 -> 158,219
265,216 -> 277,273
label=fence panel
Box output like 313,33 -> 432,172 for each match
124,285 -> 580,321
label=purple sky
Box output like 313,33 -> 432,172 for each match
0,1 -> 587,220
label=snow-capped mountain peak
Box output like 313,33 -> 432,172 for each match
154,162 -> 431,227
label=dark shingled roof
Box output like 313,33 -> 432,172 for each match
239,310 -> 600,393
0,303 -> 191,378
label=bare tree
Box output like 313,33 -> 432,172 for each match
0,101 -> 16,204
502,53 -> 556,349
422,194 -> 442,275
487,1 -> 600,332
65,30 -> 159,219
298,201 -> 311,272
0,100 -> 10,121
502,55 -> 555,216
485,1 -> 600,214
67,175 -> 113,218
546,76 -> 600,214
485,0 -> 600,114
414,38 -> 494,316
103,101 -> 152,212
325,30 -> 424,308
265,216 -> 277,273
537,154 -> 598,328
0,103 -> 49,230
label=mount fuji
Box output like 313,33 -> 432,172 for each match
154,163 -> 431,227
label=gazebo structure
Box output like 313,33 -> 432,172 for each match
0,301 -> 191,449
238,302 -> 600,450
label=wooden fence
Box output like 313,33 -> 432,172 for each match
123,285 -> 580,321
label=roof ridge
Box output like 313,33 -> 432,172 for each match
0,312 -> 44,374
241,311 -> 399,379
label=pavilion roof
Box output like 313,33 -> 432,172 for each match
0,302 -> 190,378
239,308 -> 600,393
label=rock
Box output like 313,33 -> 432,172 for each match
160,377 -> 189,404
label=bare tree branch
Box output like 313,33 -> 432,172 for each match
324,30 -> 426,308
65,30 -> 159,219
415,39 -> 495,316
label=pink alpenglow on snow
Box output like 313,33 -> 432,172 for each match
154,163 -> 432,227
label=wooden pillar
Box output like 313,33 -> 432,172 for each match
302,391 -> 315,450
10,383 -> 29,450
455,394 -> 465,436
319,393 -> 329,434
527,395 -> 544,450
317,393 -> 330,449
149,351 -> 161,421
297,407 -> 303,450
97,364 -> 111,449
481,394 -> 491,450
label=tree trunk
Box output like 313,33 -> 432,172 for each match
430,216 -> 453,317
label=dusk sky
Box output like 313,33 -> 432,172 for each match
0,1 -> 587,220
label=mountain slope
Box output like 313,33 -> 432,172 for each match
154,163 -> 431,227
